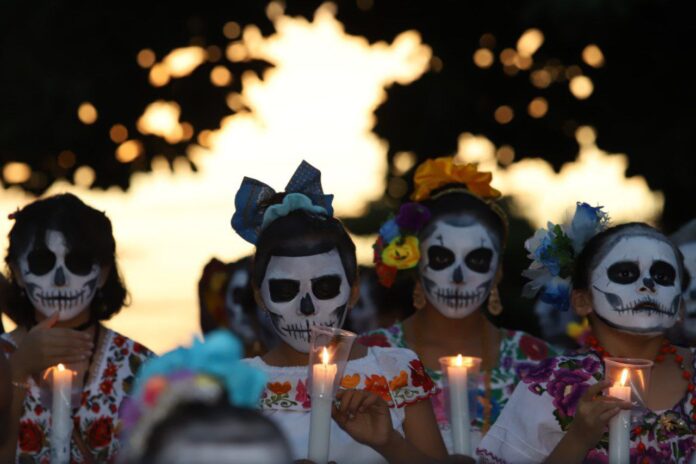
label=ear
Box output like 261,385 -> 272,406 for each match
97,265 -> 112,288
252,285 -> 267,312
571,289 -> 594,317
10,263 -> 26,288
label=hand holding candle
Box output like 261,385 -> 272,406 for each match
49,363 -> 74,464
439,354 -> 482,456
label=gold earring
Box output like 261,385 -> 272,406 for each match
487,285 -> 503,316
413,281 -> 427,310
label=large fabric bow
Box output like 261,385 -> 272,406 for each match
231,160 -> 334,244
411,156 -> 501,202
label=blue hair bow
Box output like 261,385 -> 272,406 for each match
231,160 -> 335,244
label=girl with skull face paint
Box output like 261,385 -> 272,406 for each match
478,213 -> 696,463
0,193 -> 154,464
232,161 -> 447,464
360,157 -> 560,456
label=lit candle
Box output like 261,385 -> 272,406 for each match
608,368 -> 631,464
308,347 -> 338,464
448,354 -> 472,456
50,363 -> 74,464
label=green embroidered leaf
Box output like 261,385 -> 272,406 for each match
128,354 -> 142,375
558,360 -> 581,370
552,409 -> 573,431
122,375 -> 134,395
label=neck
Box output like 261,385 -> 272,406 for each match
34,309 -> 93,330
263,340 -> 309,367
591,315 -> 665,360
413,302 -> 488,339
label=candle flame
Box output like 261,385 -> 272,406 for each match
455,354 -> 463,367
620,368 -> 628,386
321,347 -> 330,366
57,363 -> 65,372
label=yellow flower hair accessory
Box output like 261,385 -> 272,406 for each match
411,156 -> 501,202
381,236 -> 420,269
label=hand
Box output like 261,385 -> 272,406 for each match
566,380 -> 632,448
9,313 -> 93,380
332,389 -> 394,448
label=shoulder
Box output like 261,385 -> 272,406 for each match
357,323 -> 403,348
501,330 -> 563,362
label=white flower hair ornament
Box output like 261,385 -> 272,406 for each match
522,202 -> 610,311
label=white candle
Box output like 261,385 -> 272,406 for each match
448,354 -> 472,456
50,363 -> 74,464
608,368 -> 631,464
308,347 -> 337,464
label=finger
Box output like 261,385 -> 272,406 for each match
345,391 -> 368,416
598,406 -> 621,423
582,380 -> 611,401
331,402 -> 348,427
359,393 -> 380,412
339,390 -> 355,414
34,312 -> 59,330
45,328 -> 93,342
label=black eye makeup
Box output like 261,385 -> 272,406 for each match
269,279 -> 300,302
27,249 -> 56,275
607,261 -> 640,285
650,260 -> 676,287
312,275 -> 342,300
428,245 -> 455,270
465,247 -> 493,273
65,251 -> 95,276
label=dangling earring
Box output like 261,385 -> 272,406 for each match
487,285 -> 503,316
413,280 -> 427,311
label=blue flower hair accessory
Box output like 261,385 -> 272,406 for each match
119,330 -> 267,461
231,160 -> 334,244
522,202 -> 609,311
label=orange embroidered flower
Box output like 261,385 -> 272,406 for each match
411,157 -> 501,202
364,374 -> 391,402
389,371 -> 408,391
268,381 -> 292,395
381,236 -> 420,269
341,374 -> 361,389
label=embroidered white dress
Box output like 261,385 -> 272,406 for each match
0,328 -> 154,463
243,346 -> 437,464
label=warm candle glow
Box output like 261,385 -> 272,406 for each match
57,363 -> 65,372
321,347 -> 330,366
455,354 -> 463,367
619,368 -> 628,386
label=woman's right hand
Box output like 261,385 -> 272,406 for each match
9,313 -> 93,380
566,380 -> 633,448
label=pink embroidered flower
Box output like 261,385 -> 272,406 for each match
100,379 -> 114,395
295,379 -> 311,408
113,335 -> 126,347
519,335 -> 548,361
87,417 -> 113,449
19,420 -> 43,453
409,359 -> 435,392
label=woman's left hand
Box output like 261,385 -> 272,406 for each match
332,389 -> 393,448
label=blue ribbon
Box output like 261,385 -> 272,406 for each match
231,160 -> 334,244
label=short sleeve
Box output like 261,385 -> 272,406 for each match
477,380 -> 565,463
370,347 -> 438,408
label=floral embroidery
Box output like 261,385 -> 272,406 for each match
295,379 -> 311,408
263,381 -> 298,408
268,381 -> 292,395
519,334 -> 549,361
409,359 -> 435,392
364,374 -> 391,402
2,329 -> 154,463
341,373 -> 361,389
389,371 -> 408,391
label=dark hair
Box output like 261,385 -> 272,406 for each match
418,190 -> 506,253
251,209 -> 357,288
4,193 -> 128,327
140,400 -> 291,464
572,222 -> 687,292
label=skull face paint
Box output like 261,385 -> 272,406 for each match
419,221 -> 499,318
18,230 -> 100,321
678,242 -> 696,338
260,249 -> 350,352
590,236 -> 682,334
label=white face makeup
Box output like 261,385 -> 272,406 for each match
590,236 -> 682,334
18,230 -> 101,321
419,221 -> 499,319
679,242 -> 696,337
260,249 -> 350,353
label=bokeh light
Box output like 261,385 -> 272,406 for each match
3,162 -> 31,184
569,75 -> 594,99
473,48 -> 494,68
77,102 -> 98,125
582,44 -> 605,68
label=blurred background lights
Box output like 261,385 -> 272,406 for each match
136,101 -> 184,143
528,97 -> 548,118
530,69 -> 552,88
57,150 -> 76,169
569,75 -> 594,99
137,49 -> 156,68
479,33 -> 496,49
109,124 -> 129,143
115,140 -> 143,163
3,162 -> 31,184
210,65 -> 233,86
473,48 -> 494,68
582,44 -> 605,68
77,102 -> 98,125
516,28 -> 544,57
392,151 -> 417,175
223,21 -> 241,39
73,166 -> 96,188
494,105 -> 514,124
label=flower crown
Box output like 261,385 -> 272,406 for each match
522,202 -> 610,312
374,157 -> 502,287
118,330 -> 266,461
